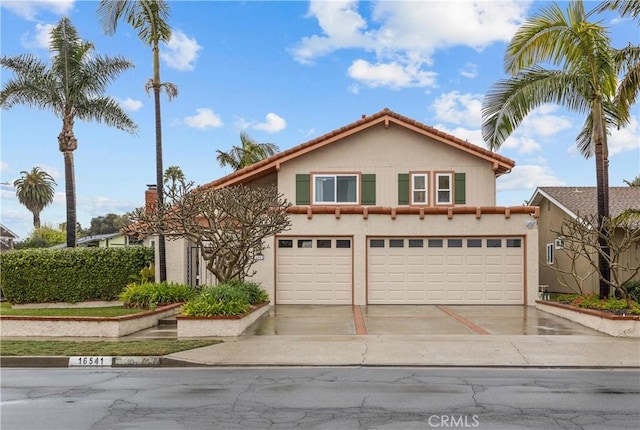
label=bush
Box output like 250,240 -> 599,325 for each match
570,293 -> 635,311
119,282 -> 197,309
180,281 -> 269,317
0,247 -> 153,304
225,280 -> 269,305
621,281 -> 640,303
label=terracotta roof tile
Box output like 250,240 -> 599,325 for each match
206,108 -> 515,189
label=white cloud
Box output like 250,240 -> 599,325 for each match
609,117 -> 640,155
500,136 -> 542,155
348,59 -> 437,89
161,29 -> 202,71
459,62 -> 478,79
253,113 -> 287,134
79,195 -> 135,216
20,23 -> 53,50
183,108 -> 223,129
433,124 -> 484,148
0,161 -> 11,176
519,106 -> 573,137
117,97 -> 143,112
497,164 -> 565,191
1,0 -> 74,21
292,0 -> 530,89
432,91 -> 482,128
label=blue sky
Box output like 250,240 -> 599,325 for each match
1,0 -> 638,240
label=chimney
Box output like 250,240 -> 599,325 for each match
145,184 -> 157,214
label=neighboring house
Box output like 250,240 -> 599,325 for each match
157,108 -> 540,305
51,232 -> 138,249
528,186 -> 640,295
0,223 -> 18,253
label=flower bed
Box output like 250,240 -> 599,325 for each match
177,302 -> 271,338
536,300 -> 640,337
0,304 -> 182,338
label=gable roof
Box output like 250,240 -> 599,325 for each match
529,186 -> 640,219
0,223 -> 18,239
206,108 -> 515,189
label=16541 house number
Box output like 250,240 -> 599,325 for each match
69,356 -> 113,367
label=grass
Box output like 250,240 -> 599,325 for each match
0,339 -> 221,356
0,302 -> 146,317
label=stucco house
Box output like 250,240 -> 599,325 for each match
159,108 -> 540,305
529,186 -> 640,295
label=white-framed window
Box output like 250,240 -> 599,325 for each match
411,173 -> 429,205
555,237 -> 565,249
313,174 -> 358,204
546,243 -> 554,265
435,173 -> 453,205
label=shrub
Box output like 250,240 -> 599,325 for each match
0,247 -> 153,304
179,281 -> 269,317
570,293 -> 633,311
119,282 -> 197,309
181,285 -> 251,317
621,281 -> 640,303
225,280 -> 269,304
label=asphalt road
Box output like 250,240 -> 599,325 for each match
1,367 -> 639,430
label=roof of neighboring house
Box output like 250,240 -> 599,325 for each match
0,223 -> 19,239
50,232 -> 124,249
205,108 -> 516,189
529,186 -> 640,219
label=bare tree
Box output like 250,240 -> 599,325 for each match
553,211 -> 640,306
126,178 -> 291,283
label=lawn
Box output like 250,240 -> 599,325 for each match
0,339 -> 221,356
0,302 -> 145,317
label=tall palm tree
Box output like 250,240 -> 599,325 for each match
216,132 -> 280,171
98,0 -> 178,282
1,18 -> 137,247
13,167 -> 57,229
481,1 -> 622,298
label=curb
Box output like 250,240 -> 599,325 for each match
0,356 -> 180,368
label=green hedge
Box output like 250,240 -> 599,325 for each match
180,281 -> 269,317
119,282 -> 197,309
0,247 -> 154,304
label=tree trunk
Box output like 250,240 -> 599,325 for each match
59,116 -> 78,248
592,102 -> 611,299
33,211 -> 41,229
153,39 -> 167,282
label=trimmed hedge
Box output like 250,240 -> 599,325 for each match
0,247 -> 154,304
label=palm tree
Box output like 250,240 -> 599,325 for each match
623,175 -> 640,187
481,0 -> 624,298
1,18 -> 137,247
216,132 -> 280,171
163,165 -> 185,185
98,0 -> 178,282
13,167 -> 57,229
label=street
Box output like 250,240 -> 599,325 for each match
1,367 -> 638,429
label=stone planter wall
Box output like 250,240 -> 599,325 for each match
0,304 -> 181,338
536,301 -> 640,338
177,303 -> 271,338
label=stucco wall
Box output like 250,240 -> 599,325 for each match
278,123 -> 498,207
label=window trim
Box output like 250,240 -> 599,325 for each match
546,243 -> 554,265
410,171 -> 430,206
311,172 -> 360,205
434,171 -> 454,206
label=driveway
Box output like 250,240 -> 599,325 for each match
243,305 -> 605,336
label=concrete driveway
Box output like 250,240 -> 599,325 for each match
243,305 -> 605,336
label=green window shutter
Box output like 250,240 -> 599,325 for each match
296,174 -> 310,205
361,174 -> 376,205
398,173 -> 409,205
455,172 -> 466,204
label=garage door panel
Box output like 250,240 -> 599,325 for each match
277,237 -> 352,304
368,236 -> 524,304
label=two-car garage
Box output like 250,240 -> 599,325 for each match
275,236 -> 525,305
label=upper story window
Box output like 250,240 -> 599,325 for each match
435,173 -> 453,205
313,174 -> 358,204
411,173 -> 429,205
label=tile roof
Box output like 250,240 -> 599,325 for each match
534,186 -> 640,218
205,108 -> 515,189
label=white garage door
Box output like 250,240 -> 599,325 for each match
276,237 -> 353,304
368,237 -> 524,304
